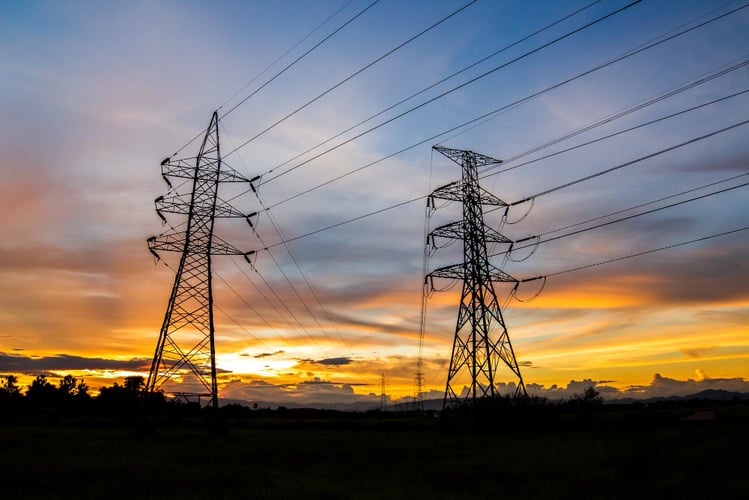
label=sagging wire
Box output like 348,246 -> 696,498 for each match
426,276 -> 460,294
426,233 -> 457,257
502,197 -> 535,225
510,276 -> 547,303
507,236 -> 541,263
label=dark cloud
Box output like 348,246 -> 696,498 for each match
533,236 -> 749,306
306,357 -> 354,366
325,311 -> 416,337
673,152 -> 749,174
253,350 -> 285,359
0,352 -> 150,374
220,376 -> 377,408
523,373 -> 749,401
681,347 -> 717,359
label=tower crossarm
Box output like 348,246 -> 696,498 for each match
155,193 -> 247,218
434,145 -> 503,168
429,220 -> 512,244
210,234 -> 249,256
147,233 -> 247,257
160,156 -> 257,186
430,181 -> 507,206
427,262 -> 517,283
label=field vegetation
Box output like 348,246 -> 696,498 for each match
1,375 -> 746,499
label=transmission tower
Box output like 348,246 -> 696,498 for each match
379,373 -> 387,411
425,145 -> 526,409
145,111 -> 256,409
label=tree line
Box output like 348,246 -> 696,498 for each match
0,374 -> 165,416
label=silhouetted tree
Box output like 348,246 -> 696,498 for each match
571,386 -> 604,407
57,374 -> 90,399
76,379 -> 90,399
1,375 -> 22,398
96,378 -> 147,415
58,374 -> 76,396
124,375 -> 144,392
0,375 -> 23,412
26,375 -> 59,409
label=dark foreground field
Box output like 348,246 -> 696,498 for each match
1,404 -> 746,499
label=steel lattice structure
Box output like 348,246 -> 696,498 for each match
145,112 -> 254,408
426,145 -> 526,409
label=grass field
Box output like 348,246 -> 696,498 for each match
1,404 -> 746,499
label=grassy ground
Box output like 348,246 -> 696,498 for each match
0,405 -> 746,499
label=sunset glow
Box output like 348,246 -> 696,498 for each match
1,0 -> 747,407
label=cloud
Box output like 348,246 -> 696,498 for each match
624,372 -> 749,398
523,372 -> 749,401
0,352 -> 150,374
220,376 -> 379,408
253,350 -> 286,359
309,357 -> 354,366
1,1 -> 747,405
214,371 -> 748,408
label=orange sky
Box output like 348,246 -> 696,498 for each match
1,1 -> 748,406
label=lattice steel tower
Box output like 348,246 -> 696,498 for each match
426,146 -> 526,409
145,112 -> 254,408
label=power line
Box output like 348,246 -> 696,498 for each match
245,256 -> 335,358
257,194 -> 353,352
212,267 -> 309,359
224,0 -> 479,158
480,61 -> 749,178
441,0 -> 745,146
256,0 -> 644,186
243,215 -> 346,358
221,0 -> 381,120
170,1 -> 360,158
544,225 -> 749,277
494,181 -> 749,260
537,172 -> 749,238
219,13 -> 748,211
251,172 -> 748,258
218,0 -> 356,112
252,0 -> 603,178
260,2 -> 746,209
257,194 -> 428,251
252,116 -> 748,252
226,256 -> 326,357
509,119 -> 749,206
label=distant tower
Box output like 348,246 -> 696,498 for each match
425,145 -> 526,409
145,112 -> 255,409
379,373 -> 388,411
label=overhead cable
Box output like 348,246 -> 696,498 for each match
537,172 -> 749,237
509,119 -> 749,206
493,181 -> 749,259
224,0 -> 479,158
257,195 -> 352,352
218,0 -> 356,112
254,173 -> 748,256
221,0 -> 381,119
260,2 -> 746,206
253,0 -> 603,177
544,225 -> 749,277
244,98 -> 748,254
442,0 -> 746,146
256,0 -> 644,185
170,0 -> 370,157
481,62 -> 749,177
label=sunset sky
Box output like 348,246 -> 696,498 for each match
1,0 -> 747,407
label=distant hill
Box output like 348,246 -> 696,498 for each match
607,389 -> 749,405
220,390 -> 749,411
